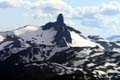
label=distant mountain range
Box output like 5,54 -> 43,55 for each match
107,35 -> 120,42
0,14 -> 120,80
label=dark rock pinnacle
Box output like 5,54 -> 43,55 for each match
57,13 -> 64,24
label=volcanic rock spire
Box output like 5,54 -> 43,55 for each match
56,13 -> 64,24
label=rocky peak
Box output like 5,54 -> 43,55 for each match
56,14 -> 64,25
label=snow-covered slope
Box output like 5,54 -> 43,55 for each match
0,14 -> 120,80
70,32 -> 100,47
1,44 -> 119,80
88,35 -> 120,51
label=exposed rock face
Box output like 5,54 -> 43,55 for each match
56,13 -> 64,24
42,13 -> 72,46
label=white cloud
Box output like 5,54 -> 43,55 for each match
0,0 -> 32,8
75,1 -> 120,29
1,0 -> 120,18
30,0 -> 76,19
100,1 -> 120,16
0,0 -> 77,18
0,0 -> 120,17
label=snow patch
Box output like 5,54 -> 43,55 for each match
0,41 -> 13,51
0,35 -> 4,42
70,31 -> 103,48
104,63 -> 116,67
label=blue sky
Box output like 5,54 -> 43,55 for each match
0,0 -> 120,38
65,0 -> 115,6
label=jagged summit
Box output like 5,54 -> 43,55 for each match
56,13 -> 64,24
0,13 -> 103,48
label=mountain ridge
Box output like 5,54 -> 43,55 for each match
0,14 -> 103,48
0,14 -> 120,80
